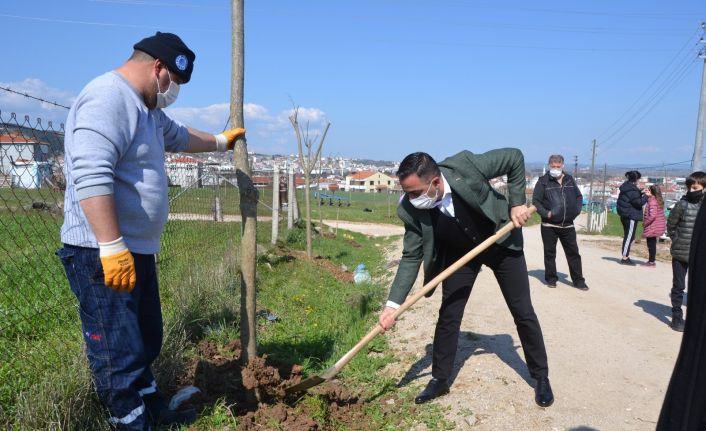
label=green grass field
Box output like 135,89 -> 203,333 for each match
0,185 -> 456,429
578,211 -> 645,238
167,185 -> 405,225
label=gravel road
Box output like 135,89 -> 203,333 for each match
336,218 -> 682,431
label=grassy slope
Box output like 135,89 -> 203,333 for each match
6,189 -> 547,429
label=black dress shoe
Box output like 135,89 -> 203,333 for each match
535,377 -> 554,407
574,282 -> 589,291
414,378 -> 450,404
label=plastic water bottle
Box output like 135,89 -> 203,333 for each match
353,263 -> 371,284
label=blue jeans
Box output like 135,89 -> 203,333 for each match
56,245 -> 167,430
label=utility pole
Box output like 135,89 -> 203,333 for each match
601,162 -> 608,207
692,38 -> 706,171
587,140 -> 597,230
573,155 -> 578,177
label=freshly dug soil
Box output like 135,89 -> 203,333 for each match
179,339 -> 370,430
175,252 -> 376,429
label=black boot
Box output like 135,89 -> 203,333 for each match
671,315 -> 685,332
534,377 -> 554,407
414,378 -> 449,404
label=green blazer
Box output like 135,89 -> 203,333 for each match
387,148 -> 526,305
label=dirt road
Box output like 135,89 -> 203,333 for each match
341,220 -> 682,430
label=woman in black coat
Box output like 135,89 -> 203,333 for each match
616,170 -> 648,265
657,201 -> 706,430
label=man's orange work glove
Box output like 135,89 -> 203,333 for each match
98,237 -> 136,292
215,127 -> 246,151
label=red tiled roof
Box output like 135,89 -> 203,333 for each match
349,170 -> 376,180
0,134 -> 45,145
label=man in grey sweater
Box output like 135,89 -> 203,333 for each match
56,32 -> 245,430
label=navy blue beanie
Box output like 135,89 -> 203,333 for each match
133,32 -> 196,83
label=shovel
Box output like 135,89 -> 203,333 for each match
284,205 -> 537,394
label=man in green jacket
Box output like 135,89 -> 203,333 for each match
379,149 -> 553,407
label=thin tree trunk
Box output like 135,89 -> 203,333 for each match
271,166 -> 279,244
287,169 -> 294,229
231,0 -> 258,398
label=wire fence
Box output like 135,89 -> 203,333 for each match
0,109 -> 286,423
0,112 -> 75,422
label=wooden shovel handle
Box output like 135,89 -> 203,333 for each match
331,205 -> 536,373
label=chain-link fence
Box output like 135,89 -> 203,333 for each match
0,112 -> 74,422
0,108 -> 272,424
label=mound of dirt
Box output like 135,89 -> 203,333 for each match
179,339 -> 372,430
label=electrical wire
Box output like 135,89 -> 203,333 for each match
595,26 -> 705,143
598,53 -> 701,154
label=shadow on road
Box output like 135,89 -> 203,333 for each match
601,256 -> 646,265
527,269 -> 570,285
634,299 -> 671,326
396,331 -> 533,390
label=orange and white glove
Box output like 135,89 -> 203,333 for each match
98,237 -> 136,292
214,127 -> 246,151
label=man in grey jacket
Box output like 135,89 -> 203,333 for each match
57,32 -> 245,430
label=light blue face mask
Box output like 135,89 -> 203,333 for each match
409,182 -> 438,209
549,168 -> 563,178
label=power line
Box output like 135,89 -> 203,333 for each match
0,85 -> 70,110
590,27 -> 705,157
598,53 -> 700,154
596,25 -> 705,143
629,158 -> 704,170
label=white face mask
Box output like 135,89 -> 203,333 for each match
409,181 -> 438,209
155,70 -> 179,109
549,168 -> 563,178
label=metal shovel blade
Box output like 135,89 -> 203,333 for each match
284,366 -> 338,394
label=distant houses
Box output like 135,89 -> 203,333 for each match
345,171 -> 396,192
0,133 -> 55,188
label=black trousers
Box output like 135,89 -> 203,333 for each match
432,246 -> 549,382
621,217 -> 638,258
540,225 -> 584,285
646,237 -> 657,262
671,259 -> 689,318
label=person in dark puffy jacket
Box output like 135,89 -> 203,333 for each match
666,171 -> 705,332
532,154 -> 587,290
616,170 -> 648,265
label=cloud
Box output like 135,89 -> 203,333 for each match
166,103 -> 229,129
0,78 -> 74,126
168,102 -> 329,154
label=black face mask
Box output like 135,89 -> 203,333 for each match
686,189 -> 704,203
